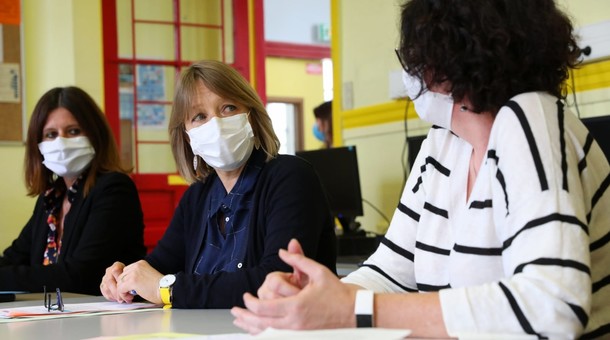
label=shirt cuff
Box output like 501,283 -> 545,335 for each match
439,286 -> 479,337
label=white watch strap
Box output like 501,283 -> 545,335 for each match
354,290 -> 374,327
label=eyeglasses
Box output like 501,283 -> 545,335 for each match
43,286 -> 64,312
395,49 -> 408,72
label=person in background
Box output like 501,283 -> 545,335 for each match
313,101 -> 333,148
0,86 -> 146,295
231,0 -> 610,338
100,60 -> 336,309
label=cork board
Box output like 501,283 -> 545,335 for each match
0,23 -> 23,142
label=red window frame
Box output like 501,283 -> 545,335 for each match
101,0 -> 259,172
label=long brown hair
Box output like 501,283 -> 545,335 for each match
25,86 -> 129,197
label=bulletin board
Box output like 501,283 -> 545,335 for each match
0,0 -> 23,142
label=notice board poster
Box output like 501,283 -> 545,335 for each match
0,0 -> 22,142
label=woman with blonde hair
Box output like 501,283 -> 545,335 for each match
101,60 -> 336,308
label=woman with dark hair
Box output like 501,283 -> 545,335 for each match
99,60 -> 336,309
0,86 -> 146,295
232,0 -> 610,338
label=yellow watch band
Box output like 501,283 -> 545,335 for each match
159,274 -> 175,308
160,286 -> 172,306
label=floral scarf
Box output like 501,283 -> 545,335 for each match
42,175 -> 82,265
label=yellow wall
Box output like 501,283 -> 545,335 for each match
339,0 -> 402,110
0,0 -> 103,250
265,57 -> 326,150
559,0 -> 610,26
0,146 -> 30,250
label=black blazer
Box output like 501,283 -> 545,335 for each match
146,154 -> 337,308
0,172 -> 146,295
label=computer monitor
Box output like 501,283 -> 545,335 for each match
581,116 -> 610,163
296,146 -> 364,233
407,135 -> 426,170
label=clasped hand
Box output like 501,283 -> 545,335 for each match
231,239 -> 359,334
99,260 -> 164,304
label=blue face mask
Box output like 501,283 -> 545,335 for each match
313,123 -> 325,142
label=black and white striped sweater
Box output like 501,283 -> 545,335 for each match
343,92 -> 610,339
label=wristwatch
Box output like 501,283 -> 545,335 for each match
159,274 -> 176,307
354,290 -> 374,327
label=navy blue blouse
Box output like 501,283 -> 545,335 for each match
193,149 -> 264,275
144,149 -> 337,308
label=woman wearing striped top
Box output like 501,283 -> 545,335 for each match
232,0 -> 610,338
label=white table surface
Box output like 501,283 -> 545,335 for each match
0,294 -> 244,339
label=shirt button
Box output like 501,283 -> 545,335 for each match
225,216 -> 230,222
237,263 -> 242,269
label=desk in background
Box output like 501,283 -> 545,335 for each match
336,255 -> 368,277
0,294 -> 244,339
335,233 -> 380,277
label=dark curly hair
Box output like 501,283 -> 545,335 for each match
398,0 -> 582,114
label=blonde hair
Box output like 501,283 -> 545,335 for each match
169,60 -> 280,183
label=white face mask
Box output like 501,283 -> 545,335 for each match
38,136 -> 95,178
402,70 -> 453,130
187,113 -> 255,171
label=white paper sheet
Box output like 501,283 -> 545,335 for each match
0,301 -> 161,321
253,328 -> 411,340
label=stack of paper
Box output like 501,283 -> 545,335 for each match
0,301 -> 161,321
